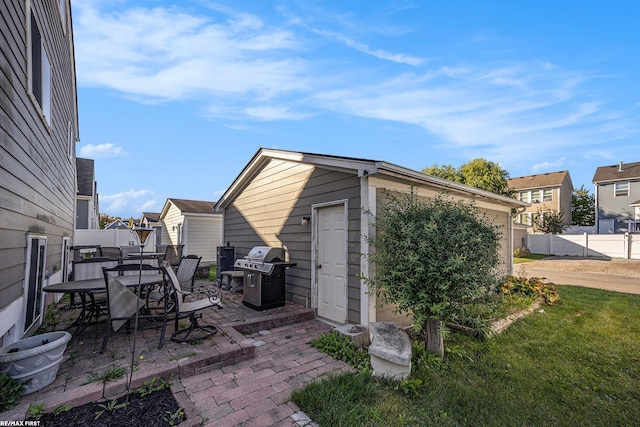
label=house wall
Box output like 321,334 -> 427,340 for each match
1,0 -> 78,340
223,158 -> 362,323
161,203 -> 183,245
184,215 -> 223,263
596,179 -> 640,233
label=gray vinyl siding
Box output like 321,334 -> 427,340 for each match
596,179 -> 640,233
223,159 -> 362,323
1,1 -> 77,311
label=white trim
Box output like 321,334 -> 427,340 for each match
311,199 -> 349,323
23,234 -> 47,337
0,298 -> 24,344
359,177 -> 376,327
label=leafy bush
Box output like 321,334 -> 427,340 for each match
364,190 -> 503,356
501,275 -> 560,305
310,330 -> 371,371
513,246 -> 531,257
0,374 -> 25,411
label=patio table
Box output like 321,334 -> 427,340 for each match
44,274 -> 165,334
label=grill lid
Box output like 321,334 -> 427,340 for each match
234,246 -> 287,274
245,246 -> 284,263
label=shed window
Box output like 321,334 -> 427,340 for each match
615,182 -> 629,197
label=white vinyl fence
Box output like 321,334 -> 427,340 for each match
527,232 -> 640,259
74,229 -> 159,250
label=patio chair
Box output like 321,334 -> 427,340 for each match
71,257 -> 118,315
100,264 -> 169,353
161,262 -> 222,343
146,255 -> 201,307
176,255 -> 202,293
163,245 -> 184,268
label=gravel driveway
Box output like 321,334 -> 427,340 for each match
517,256 -> 640,294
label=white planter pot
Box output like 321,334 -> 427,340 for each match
0,331 -> 71,394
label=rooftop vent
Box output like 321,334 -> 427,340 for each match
619,161 -> 624,172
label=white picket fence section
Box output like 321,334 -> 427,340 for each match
74,229 -> 159,250
527,232 -> 640,259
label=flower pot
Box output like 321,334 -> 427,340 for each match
0,331 -> 71,394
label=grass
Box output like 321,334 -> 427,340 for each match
293,286 -> 640,426
514,253 -> 550,263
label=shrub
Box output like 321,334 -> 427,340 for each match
0,374 -> 26,411
513,246 -> 531,257
501,275 -> 560,305
310,330 -> 371,372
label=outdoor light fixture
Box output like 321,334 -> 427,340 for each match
302,216 -> 311,225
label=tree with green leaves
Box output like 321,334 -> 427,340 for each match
422,158 -> 515,198
571,185 -> 595,226
533,210 -> 565,234
364,190 -> 502,357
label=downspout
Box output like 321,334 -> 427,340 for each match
359,170 -> 375,327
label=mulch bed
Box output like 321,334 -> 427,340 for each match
32,388 -> 184,426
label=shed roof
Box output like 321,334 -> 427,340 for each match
592,161 -> 640,183
160,198 -> 219,218
507,170 -> 571,191
215,148 -> 527,211
141,212 -> 160,222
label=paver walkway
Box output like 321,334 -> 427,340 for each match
174,320 -> 352,426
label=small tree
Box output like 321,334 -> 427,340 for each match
571,185 -> 595,226
534,210 -> 565,234
423,158 -> 515,198
364,190 -> 502,357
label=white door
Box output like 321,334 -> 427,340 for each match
316,204 -> 347,324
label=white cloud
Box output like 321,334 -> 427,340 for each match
80,143 -> 126,158
244,106 -> 314,121
531,157 -> 566,172
313,29 -> 425,66
73,3 -> 308,104
100,189 -> 159,216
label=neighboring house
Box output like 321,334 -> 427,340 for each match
508,171 -> 573,230
75,158 -> 99,229
1,1 -> 79,344
140,212 -> 162,247
159,199 -> 223,264
215,148 -> 526,328
104,219 -> 129,230
593,161 -> 640,233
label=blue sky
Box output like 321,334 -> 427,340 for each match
71,1 -> 639,218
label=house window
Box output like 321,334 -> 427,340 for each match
615,182 -> 629,197
518,191 -> 528,202
531,190 -> 540,203
29,9 -> 52,126
23,234 -> 47,336
518,213 -> 531,225
543,189 -> 553,202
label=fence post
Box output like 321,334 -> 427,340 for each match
548,233 -> 553,255
583,232 -> 588,257
624,232 -> 630,259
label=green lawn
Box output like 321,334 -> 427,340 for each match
293,286 -> 640,426
514,253 -> 550,263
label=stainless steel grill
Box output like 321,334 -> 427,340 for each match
234,246 -> 296,310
